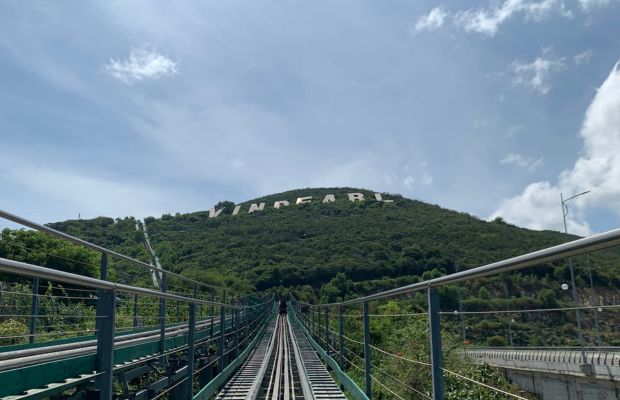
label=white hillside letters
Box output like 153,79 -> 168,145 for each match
322,194 -> 336,203
248,203 -> 265,213
347,192 -> 364,202
296,196 -> 312,205
374,193 -> 393,203
273,200 -> 289,209
208,192 -> 395,218
209,207 -> 224,218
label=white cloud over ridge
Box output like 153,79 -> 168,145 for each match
415,7 -> 447,32
105,47 -> 178,84
491,61 -> 620,236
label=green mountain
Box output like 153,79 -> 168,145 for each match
37,187 -> 619,346
45,187 -> 617,293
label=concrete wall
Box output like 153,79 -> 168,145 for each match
465,348 -> 620,400
504,368 -> 620,400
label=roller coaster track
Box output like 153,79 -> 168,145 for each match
0,317 -> 226,372
215,314 -> 346,400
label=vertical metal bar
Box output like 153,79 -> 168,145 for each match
317,307 -> 322,345
428,288 -> 444,400
133,294 -> 138,329
96,288 -> 116,399
159,272 -> 167,362
219,290 -> 226,371
234,309 -> 239,358
568,257 -> 587,363
587,256 -> 602,346
363,301 -> 371,399
324,306 -> 329,352
561,193 -> 588,364
503,283 -> 513,347
100,252 -> 109,281
28,277 -> 39,344
210,290 -> 215,337
186,302 -> 196,400
339,305 -> 344,370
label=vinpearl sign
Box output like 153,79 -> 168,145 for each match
208,192 -> 394,218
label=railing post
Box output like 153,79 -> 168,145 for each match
324,306 -> 329,352
133,294 -> 138,329
339,305 -> 344,370
28,277 -> 39,344
210,290 -> 215,337
95,287 -> 116,399
94,251 -> 115,399
159,272 -> 167,363
234,308 -> 239,358
428,287 -> 444,400
317,307 -> 322,345
363,301 -> 371,399
186,302 -> 196,400
219,290 -> 226,371
568,257 -> 588,367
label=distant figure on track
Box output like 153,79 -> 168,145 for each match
279,300 -> 288,315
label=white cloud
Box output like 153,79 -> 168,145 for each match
403,176 -> 416,189
511,48 -> 566,94
384,173 -> 398,185
0,156 -> 194,220
415,7 -> 447,32
455,0 -> 570,36
578,0 -> 612,10
501,153 -> 544,170
573,50 -> 593,65
105,46 -> 178,84
420,172 -> 433,185
401,162 -> 433,190
491,61 -> 620,235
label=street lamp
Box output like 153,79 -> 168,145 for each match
560,191 -> 590,372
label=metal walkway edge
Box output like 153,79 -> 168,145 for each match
215,314 -> 346,400
215,318 -> 277,399
288,317 -> 346,400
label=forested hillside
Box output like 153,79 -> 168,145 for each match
40,187 -> 620,346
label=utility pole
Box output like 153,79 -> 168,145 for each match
561,191 -> 590,373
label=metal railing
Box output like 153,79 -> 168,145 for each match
291,227 -> 620,400
0,210 -> 273,399
0,210 -> 224,293
0,256 -> 273,398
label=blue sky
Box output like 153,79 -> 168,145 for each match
1,0 -> 619,235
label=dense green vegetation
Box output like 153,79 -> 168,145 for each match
2,187 -> 619,398
40,187 -> 620,347
294,300 -> 532,399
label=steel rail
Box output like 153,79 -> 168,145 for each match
0,257 -> 269,311
0,209 -> 222,291
295,227 -> 620,307
286,315 -> 314,400
0,315 -> 227,364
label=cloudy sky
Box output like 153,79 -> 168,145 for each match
1,1 -> 619,235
